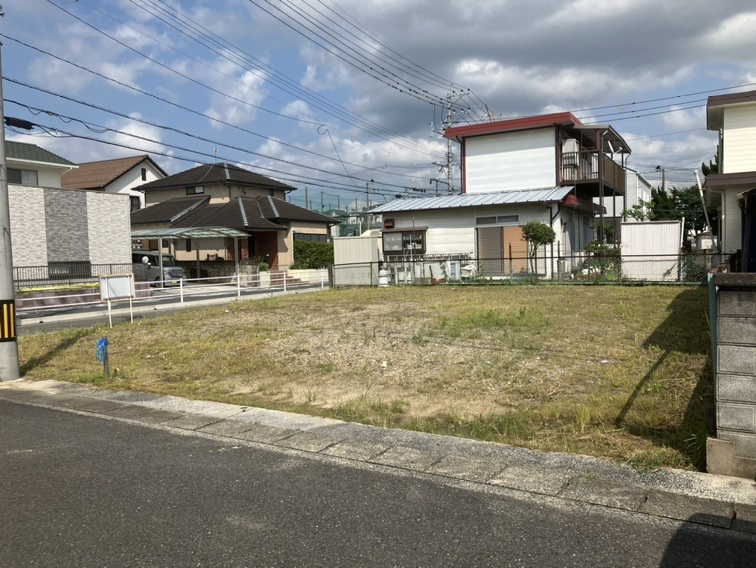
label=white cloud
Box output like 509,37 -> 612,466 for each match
205,67 -> 269,127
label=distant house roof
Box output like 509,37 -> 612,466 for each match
171,196 -> 337,231
707,89 -> 756,130
256,195 -> 337,224
444,112 -> 582,142
6,141 -> 76,167
136,162 -> 296,193
131,195 -> 210,225
172,198 -> 288,231
61,155 -> 167,190
134,195 -> 337,232
370,187 -> 576,213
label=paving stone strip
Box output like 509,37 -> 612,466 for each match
1,380 -> 755,534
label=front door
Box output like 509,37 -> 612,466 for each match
476,226 -> 527,277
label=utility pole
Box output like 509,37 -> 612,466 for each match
656,165 -> 666,193
445,93 -> 454,195
365,179 -> 373,232
0,13 -> 21,381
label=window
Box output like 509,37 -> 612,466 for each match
294,233 -> 328,243
130,196 -> 141,212
186,185 -> 204,195
8,168 -> 38,186
141,167 -> 147,181
497,215 -> 519,225
476,216 -> 497,225
382,230 -> 426,255
476,214 -> 519,226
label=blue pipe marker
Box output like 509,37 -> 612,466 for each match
96,337 -> 110,378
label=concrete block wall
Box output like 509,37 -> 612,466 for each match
708,273 -> 756,479
8,186 -> 132,268
45,189 -> 89,262
86,192 -> 132,266
8,185 -> 48,267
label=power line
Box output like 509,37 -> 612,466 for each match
12,115 -> 418,197
4,79 -> 435,186
43,0 -> 447,160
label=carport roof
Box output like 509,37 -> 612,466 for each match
131,227 -> 249,240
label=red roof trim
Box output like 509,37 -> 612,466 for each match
444,112 -> 582,141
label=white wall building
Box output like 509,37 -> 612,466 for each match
706,90 -> 756,264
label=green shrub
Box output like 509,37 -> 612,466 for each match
291,241 -> 333,269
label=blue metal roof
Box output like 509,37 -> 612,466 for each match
370,187 -> 575,213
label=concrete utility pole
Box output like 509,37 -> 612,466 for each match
0,14 -> 21,381
445,93 -> 454,195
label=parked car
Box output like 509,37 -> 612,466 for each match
132,251 -> 187,286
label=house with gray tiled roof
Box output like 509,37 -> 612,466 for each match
6,141 -> 132,273
61,154 -> 167,211
132,163 -> 337,270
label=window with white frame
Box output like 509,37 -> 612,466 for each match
8,168 -> 38,186
185,185 -> 204,195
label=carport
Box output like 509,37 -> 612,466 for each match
131,227 -> 250,285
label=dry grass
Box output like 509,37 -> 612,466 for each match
19,284 -> 713,470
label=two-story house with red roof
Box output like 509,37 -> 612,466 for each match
369,112 -> 630,278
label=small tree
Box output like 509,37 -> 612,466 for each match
521,221 -> 556,275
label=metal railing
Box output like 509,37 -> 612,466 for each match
15,268 -> 331,314
13,262 -> 134,291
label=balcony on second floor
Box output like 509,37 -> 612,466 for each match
560,151 -> 626,196
558,125 -> 629,198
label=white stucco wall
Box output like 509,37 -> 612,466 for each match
106,162 -> 165,209
722,104 -> 756,173
383,204 -> 560,257
464,128 -> 556,193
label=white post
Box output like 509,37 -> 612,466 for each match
283,272 -> 287,292
179,278 -> 184,303
237,272 -> 241,297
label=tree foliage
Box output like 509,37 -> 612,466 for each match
640,185 -> 717,238
521,221 -> 556,273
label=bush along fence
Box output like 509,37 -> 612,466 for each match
332,252 -> 725,287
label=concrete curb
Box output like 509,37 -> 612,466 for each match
2,379 -> 755,534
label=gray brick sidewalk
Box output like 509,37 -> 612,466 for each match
2,379 -> 755,534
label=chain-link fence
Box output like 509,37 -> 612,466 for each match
332,252 -> 724,287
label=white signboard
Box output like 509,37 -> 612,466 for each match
100,274 -> 135,301
99,274 -> 136,326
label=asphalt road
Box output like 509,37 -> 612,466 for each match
1,400 -> 754,567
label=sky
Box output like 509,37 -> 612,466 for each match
4,0 -> 756,211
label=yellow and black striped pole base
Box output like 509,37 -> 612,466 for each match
0,299 -> 16,343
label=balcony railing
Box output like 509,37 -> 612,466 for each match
561,151 -> 626,194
